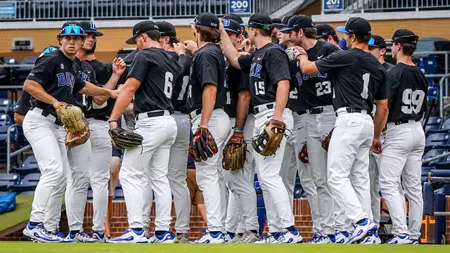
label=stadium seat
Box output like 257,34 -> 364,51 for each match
114,188 -> 124,200
425,133 -> 450,151
293,187 -> 304,199
9,173 -> 41,193
15,156 -> 40,176
427,117 -> 450,134
0,173 -> 20,191
428,169 -> 450,183
422,149 -> 448,165
21,57 -> 38,64
422,166 -> 435,183
425,116 -> 443,132
116,180 -> 122,190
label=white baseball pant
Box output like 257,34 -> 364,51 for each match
254,104 -> 295,230
225,189 -> 246,234
328,108 -> 373,224
369,149 -> 381,227
120,111 -> 177,230
280,111 -> 320,233
224,115 -> 258,233
379,121 -> 425,240
23,108 -> 69,227
87,119 -> 112,232
65,139 -> 91,231
191,108 -> 231,232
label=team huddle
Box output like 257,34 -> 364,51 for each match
16,11 -> 427,245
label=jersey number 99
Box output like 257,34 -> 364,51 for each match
401,89 -> 425,114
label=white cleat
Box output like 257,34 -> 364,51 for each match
334,231 -> 350,244
308,233 -> 321,244
360,231 -> 381,244
277,229 -> 303,244
315,235 -> 333,244
238,231 -> 259,243
107,229 -> 148,244
23,223 -> 64,243
255,233 -> 280,244
91,231 -> 107,243
67,232 -> 97,243
191,231 -> 225,244
346,219 -> 377,244
149,232 -> 176,244
386,234 -> 414,245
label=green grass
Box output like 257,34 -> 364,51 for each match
0,243 -> 448,253
0,195 -> 34,231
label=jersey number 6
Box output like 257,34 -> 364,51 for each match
164,72 -> 174,99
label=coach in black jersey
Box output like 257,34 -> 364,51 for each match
294,17 -> 389,244
220,13 -> 302,243
379,29 -> 426,245
107,20 -> 181,244
369,35 -> 394,71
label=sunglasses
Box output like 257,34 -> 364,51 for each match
60,25 -> 84,36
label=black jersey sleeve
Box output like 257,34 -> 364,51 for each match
315,50 -> 353,74
265,48 -> 291,85
178,54 -> 193,75
195,52 -> 219,87
375,69 -> 389,101
26,55 -> 55,87
238,54 -> 252,72
15,91 -> 32,115
127,51 -> 150,82
386,69 -> 399,107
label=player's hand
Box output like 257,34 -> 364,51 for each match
184,40 -> 198,54
109,120 -> 118,130
52,101 -> 67,109
112,57 -> 126,76
173,42 -> 186,56
242,39 -> 254,54
371,137 -> 382,154
292,46 -> 307,61
109,89 -> 119,99
218,19 -> 225,33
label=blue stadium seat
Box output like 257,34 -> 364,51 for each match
15,156 -> 40,176
293,187 -> 304,199
427,118 -> 450,134
422,166 -> 435,183
114,188 -> 124,200
422,149 -> 448,166
21,57 -> 38,64
9,173 -> 41,193
0,173 -> 20,191
425,116 -> 443,132
425,133 -> 450,150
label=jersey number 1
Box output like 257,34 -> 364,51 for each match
360,73 -> 370,99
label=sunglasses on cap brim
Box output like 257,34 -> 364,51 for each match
386,35 -> 419,44
59,25 -> 85,37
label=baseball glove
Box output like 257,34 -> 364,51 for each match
108,127 -> 143,150
55,104 -> 90,148
285,47 -> 307,62
321,127 -> 335,152
222,132 -> 247,171
298,143 -> 309,163
189,127 -> 218,162
252,119 -> 286,156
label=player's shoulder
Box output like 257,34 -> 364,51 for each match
35,50 -> 60,65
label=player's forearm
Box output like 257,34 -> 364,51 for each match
235,90 -> 250,129
373,100 -> 389,139
220,29 -> 241,69
109,86 -> 134,121
23,80 -> 58,105
200,84 -> 217,128
298,55 -> 319,75
274,80 -> 290,121
93,73 -> 121,104
80,81 -> 112,97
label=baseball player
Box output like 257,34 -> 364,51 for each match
363,34 -> 394,244
187,12 -> 230,244
107,20 -> 181,244
294,17 -> 389,243
221,18 -> 259,243
315,24 -> 340,49
220,14 -> 302,244
22,23 -> 118,243
379,29 -> 426,245
276,15 -> 321,243
282,15 -> 349,243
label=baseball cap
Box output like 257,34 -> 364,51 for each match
223,19 -> 241,34
156,21 -> 176,37
194,12 -> 219,29
59,22 -> 85,37
271,18 -> 283,28
280,15 -> 294,27
126,20 -> 159,44
386,29 -> 419,44
336,17 -> 371,35
247,13 -> 273,32
79,21 -> 104,36
223,14 -> 244,25
39,46 -> 59,57
316,24 -> 336,39
368,35 -> 387,48
280,15 -> 314,33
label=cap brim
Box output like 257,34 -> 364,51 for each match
241,23 -> 248,27
336,26 -> 349,34
384,39 -> 393,42
126,35 -> 137,44
316,35 -> 326,39
85,30 -> 104,36
224,28 -> 240,34
280,27 -> 293,33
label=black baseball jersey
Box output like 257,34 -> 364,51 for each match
299,41 -> 340,109
15,90 -> 32,115
26,50 -> 86,116
167,51 -> 193,113
383,61 -> 395,71
238,43 -> 291,107
287,60 -> 306,112
316,48 -> 388,112
187,43 -> 227,112
386,63 -> 428,123
73,58 -> 99,113
127,47 -> 180,114
223,62 -> 250,118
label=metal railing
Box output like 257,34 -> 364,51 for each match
0,0 -> 296,20
6,123 -> 31,173
344,0 -> 450,12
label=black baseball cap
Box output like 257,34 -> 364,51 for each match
386,29 -> 419,44
316,24 -> 336,39
194,12 -> 219,29
247,13 -> 273,32
368,35 -> 387,48
271,18 -> 283,28
59,22 -> 85,37
156,21 -> 176,37
336,17 -> 371,35
79,21 -> 104,36
223,19 -> 241,34
223,14 -> 244,25
280,15 -> 314,33
280,15 -> 294,27
126,21 -> 159,44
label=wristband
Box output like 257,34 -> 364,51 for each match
234,127 -> 244,133
108,120 -> 118,123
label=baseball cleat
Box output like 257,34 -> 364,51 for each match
107,229 -> 148,243
386,234 -> 414,244
191,231 -> 225,244
346,218 -> 377,244
334,231 -> 350,244
149,231 -> 176,244
308,232 -> 321,243
224,233 -> 235,243
277,229 -> 303,244
315,235 -> 334,244
360,231 -> 381,244
23,223 -> 63,243
67,231 -> 97,243
238,231 -> 259,243
255,233 -> 279,244
174,233 -> 189,243
92,231 -> 107,243
411,239 -> 419,245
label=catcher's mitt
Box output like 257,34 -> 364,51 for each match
108,127 -> 143,150
252,119 -> 286,156
189,127 -> 218,162
298,143 -> 308,163
55,104 -> 90,148
321,127 -> 335,152
222,132 -> 247,171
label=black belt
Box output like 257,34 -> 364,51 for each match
393,119 -> 419,125
308,107 -> 323,114
188,109 -> 202,120
254,103 -> 274,115
296,110 -> 307,116
335,108 -> 364,117
136,111 -> 166,121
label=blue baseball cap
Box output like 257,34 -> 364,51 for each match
59,22 -> 85,37
336,17 -> 371,35
223,19 -> 241,34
